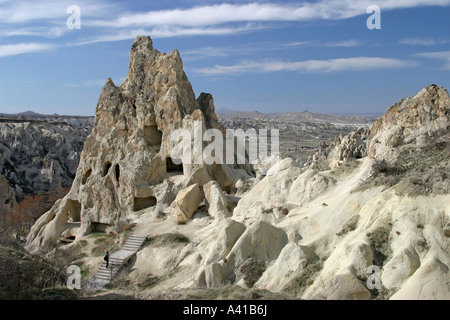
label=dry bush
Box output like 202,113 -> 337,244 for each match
2,187 -> 70,240
0,236 -> 80,299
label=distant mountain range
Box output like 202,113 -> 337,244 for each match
216,107 -> 381,124
1,108 -> 380,126
0,111 -> 94,127
0,110 -> 94,119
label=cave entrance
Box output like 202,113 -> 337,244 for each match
82,169 -> 92,185
90,222 -> 110,234
102,162 -> 112,177
133,196 -> 157,211
166,157 -> 184,174
144,125 -> 162,150
66,199 -> 81,223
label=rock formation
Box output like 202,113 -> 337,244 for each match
26,36 -> 251,252
0,120 -> 89,194
327,127 -> 370,167
368,84 -> 449,163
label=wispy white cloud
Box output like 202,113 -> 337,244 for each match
414,50 -> 450,69
62,0 -> 450,44
195,57 -> 415,75
87,0 -> 450,29
324,39 -> 365,47
0,26 -> 69,38
0,0 -> 113,23
0,42 -> 54,57
75,23 -> 263,46
182,39 -> 366,61
400,37 -> 450,46
182,41 -> 279,60
4,0 -> 450,45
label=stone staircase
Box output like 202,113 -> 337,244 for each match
87,235 -> 146,289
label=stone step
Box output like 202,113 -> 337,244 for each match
124,241 -> 145,245
122,243 -> 144,248
95,272 -> 116,278
123,242 -> 142,249
125,236 -> 145,240
96,269 -> 117,275
94,275 -> 114,281
96,268 -> 114,272
122,244 -> 143,249
122,245 -> 141,250
122,243 -> 143,248
123,242 -> 142,246
102,262 -> 122,267
95,271 -> 118,278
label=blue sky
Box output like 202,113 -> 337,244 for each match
1,0 -> 450,116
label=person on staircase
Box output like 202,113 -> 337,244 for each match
104,251 -> 110,268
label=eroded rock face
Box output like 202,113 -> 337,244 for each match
233,158 -> 335,225
0,119 -> 90,227
327,128 -> 369,168
0,120 -> 89,200
368,84 -> 450,163
26,36 -> 251,252
200,220 -> 288,288
0,175 -> 16,218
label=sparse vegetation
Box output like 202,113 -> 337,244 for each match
336,215 -> 359,236
91,233 -> 121,256
0,235 -> 81,299
235,258 -> 266,288
331,160 -> 361,176
1,187 -> 70,241
355,141 -> 449,196
311,159 -> 331,172
366,227 -> 392,268
143,233 -> 190,248
285,258 -> 324,297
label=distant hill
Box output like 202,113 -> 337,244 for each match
1,109 -> 379,126
216,109 -> 380,124
0,111 -> 94,127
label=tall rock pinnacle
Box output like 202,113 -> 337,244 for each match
26,36 -> 250,252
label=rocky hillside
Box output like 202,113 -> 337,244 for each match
0,111 -> 94,128
24,37 -> 449,300
0,117 -> 92,227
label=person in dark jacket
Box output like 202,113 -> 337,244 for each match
104,251 -> 110,268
